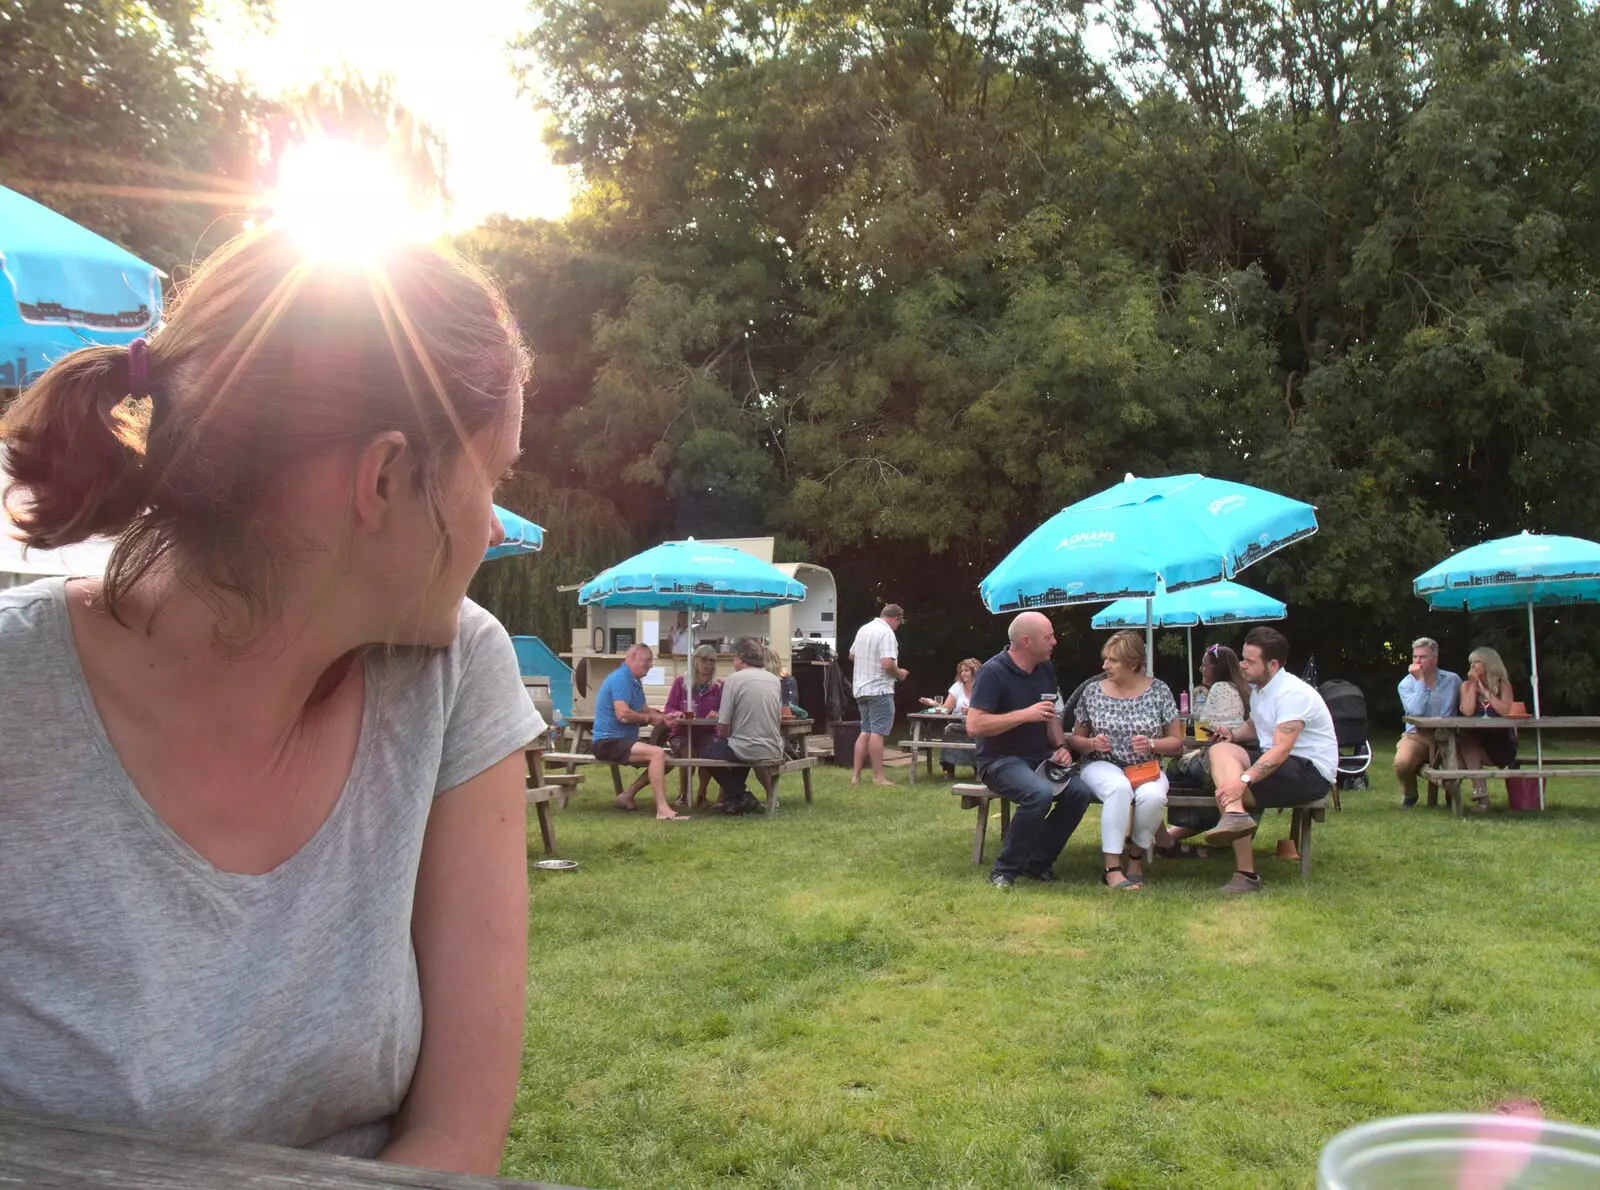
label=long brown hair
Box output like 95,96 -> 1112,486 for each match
2,227 -> 529,638
1204,644 -> 1252,712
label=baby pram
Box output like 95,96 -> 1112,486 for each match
1319,679 -> 1371,791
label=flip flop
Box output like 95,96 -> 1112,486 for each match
657,812 -> 692,822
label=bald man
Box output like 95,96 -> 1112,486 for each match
965,612 -> 1091,888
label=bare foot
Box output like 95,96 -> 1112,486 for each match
614,795 -> 638,812
656,810 -> 691,821
873,778 -> 896,787
850,775 -> 862,786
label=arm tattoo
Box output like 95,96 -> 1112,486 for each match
1250,721 -> 1304,780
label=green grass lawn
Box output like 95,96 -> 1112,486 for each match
503,734 -> 1600,1189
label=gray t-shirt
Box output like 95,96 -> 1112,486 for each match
0,580 -> 540,1156
720,666 -> 784,764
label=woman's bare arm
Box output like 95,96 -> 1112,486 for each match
382,750 -> 529,1175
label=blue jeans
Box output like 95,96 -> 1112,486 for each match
978,754 -> 1092,879
702,736 -> 751,801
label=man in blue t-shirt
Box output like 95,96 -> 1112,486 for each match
965,611 -> 1091,888
593,644 -> 686,820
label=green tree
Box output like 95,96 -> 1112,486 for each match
502,0 -> 1600,709
0,0 -> 271,270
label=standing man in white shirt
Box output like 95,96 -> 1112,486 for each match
1204,626 -> 1338,893
849,603 -> 907,786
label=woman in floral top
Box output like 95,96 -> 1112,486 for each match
1068,630 -> 1183,889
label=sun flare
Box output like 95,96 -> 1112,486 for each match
268,137 -> 443,262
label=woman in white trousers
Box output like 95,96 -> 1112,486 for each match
1068,631 -> 1185,889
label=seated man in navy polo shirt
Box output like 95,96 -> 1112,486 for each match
965,611 -> 1092,888
592,644 -> 688,820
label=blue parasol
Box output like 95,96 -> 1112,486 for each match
0,186 -> 163,386
1092,579 -> 1287,630
980,472 -> 1316,661
1092,579 -> 1287,691
485,505 -> 543,560
579,539 -> 805,613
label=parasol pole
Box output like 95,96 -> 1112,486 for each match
1186,625 -> 1194,702
1145,597 -> 1154,682
686,612 -> 695,772
1528,599 -> 1544,810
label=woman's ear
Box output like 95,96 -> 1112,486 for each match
351,431 -> 410,532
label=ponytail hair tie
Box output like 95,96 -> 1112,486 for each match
126,337 -> 149,397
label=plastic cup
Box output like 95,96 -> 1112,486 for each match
1318,1114 -> 1600,1190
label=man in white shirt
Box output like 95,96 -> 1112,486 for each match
665,612 -> 693,655
1205,626 -> 1338,893
848,603 -> 907,786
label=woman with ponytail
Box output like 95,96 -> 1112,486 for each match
0,228 -> 539,1174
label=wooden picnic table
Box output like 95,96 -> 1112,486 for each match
654,717 -> 812,802
562,715 -> 809,751
557,716 -> 813,807
0,1107 -> 581,1189
1404,715 -> 1600,812
900,711 -> 977,783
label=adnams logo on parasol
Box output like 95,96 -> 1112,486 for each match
1055,531 -> 1115,551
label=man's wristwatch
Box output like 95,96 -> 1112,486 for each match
1240,771 -> 1254,785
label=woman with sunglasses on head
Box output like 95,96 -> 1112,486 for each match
1197,643 -> 1252,735
1158,644 -> 1252,858
0,229 -> 540,1174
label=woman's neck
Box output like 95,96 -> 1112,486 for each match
79,572 -> 366,738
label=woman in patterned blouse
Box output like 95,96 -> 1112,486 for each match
1067,630 -> 1184,889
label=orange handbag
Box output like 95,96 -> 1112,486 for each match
1123,759 -> 1162,788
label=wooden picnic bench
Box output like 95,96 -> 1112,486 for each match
525,747 -> 582,856
0,1107 -> 581,1189
543,751 -> 626,795
1406,714 -> 1600,814
535,750 -> 818,814
667,755 -> 818,812
951,783 -> 1329,878
898,711 -> 978,783
553,717 -> 813,795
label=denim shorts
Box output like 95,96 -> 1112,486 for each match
857,694 -> 895,735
